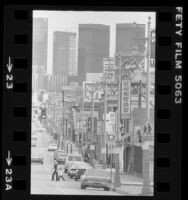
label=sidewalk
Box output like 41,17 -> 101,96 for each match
106,168 -> 144,186
105,168 -> 153,195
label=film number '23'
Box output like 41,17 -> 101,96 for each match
6,74 -> 13,89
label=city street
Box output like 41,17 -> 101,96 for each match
31,131 -> 122,195
31,12 -> 155,196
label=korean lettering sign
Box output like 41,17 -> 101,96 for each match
121,79 -> 131,117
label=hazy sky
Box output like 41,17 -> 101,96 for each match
33,11 -> 156,74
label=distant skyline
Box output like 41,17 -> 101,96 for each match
33,11 -> 156,74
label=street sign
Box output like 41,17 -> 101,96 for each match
108,141 -> 115,154
101,148 -> 106,154
90,145 -> 95,150
116,140 -> 123,147
114,147 -> 121,154
142,136 -> 154,143
106,112 -> 116,135
142,121 -> 153,136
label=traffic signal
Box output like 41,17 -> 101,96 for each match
41,108 -> 46,119
94,117 -> 97,133
87,117 -> 92,132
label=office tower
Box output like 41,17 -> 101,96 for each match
53,31 -> 77,76
78,24 -> 110,85
116,23 -> 145,54
33,18 -> 48,73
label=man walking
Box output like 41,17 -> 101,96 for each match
51,159 -> 58,181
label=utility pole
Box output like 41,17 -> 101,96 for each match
141,16 -> 152,196
81,96 -> 84,155
90,82 -> 95,167
146,17 -> 151,122
103,69 -> 107,169
138,80 -> 142,108
62,90 -> 65,150
113,54 -> 122,187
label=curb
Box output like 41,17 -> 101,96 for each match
111,187 -> 130,195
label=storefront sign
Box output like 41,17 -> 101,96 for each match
121,79 -> 131,118
97,121 -> 104,135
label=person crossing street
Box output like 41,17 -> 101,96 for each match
51,159 -> 58,181
58,167 -> 65,181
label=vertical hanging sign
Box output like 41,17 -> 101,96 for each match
121,79 -> 131,118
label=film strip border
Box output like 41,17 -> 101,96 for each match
2,5 -> 182,200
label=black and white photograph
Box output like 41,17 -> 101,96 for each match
31,10 -> 156,196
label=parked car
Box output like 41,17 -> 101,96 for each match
74,163 -> 93,181
48,143 -> 58,151
80,169 -> 111,191
31,151 -> 43,164
54,150 -> 67,164
66,154 -> 83,162
31,135 -> 37,147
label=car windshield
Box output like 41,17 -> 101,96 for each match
32,152 -> 40,157
86,169 -> 109,177
50,144 -> 57,146
58,153 -> 67,157
77,163 -> 91,169
68,156 -> 82,161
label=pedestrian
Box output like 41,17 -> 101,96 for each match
58,167 -> 65,181
51,159 -> 58,181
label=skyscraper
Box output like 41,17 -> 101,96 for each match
78,24 -> 110,85
116,23 -> 145,54
33,18 -> 48,73
53,31 -> 77,76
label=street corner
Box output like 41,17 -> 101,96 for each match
111,186 -> 130,195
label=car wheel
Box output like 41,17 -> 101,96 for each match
81,185 -> 86,189
104,187 -> 110,191
75,178 -> 78,181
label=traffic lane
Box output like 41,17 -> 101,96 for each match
31,163 -> 122,195
61,174 -> 122,195
31,163 -> 68,194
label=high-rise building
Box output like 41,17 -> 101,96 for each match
53,31 -> 77,76
33,18 -> 48,73
78,24 -> 110,85
116,23 -> 145,54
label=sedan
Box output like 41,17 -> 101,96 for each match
80,169 -> 111,191
54,150 -> 67,164
48,143 -> 58,151
31,152 -> 43,164
75,163 -> 93,181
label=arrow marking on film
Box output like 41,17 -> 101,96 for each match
6,151 -> 12,166
7,57 -> 13,73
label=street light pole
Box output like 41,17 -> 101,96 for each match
113,54 -> 122,187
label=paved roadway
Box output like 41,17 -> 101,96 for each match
31,130 -> 122,195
